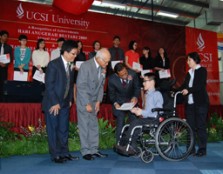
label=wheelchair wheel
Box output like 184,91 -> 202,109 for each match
141,149 -> 154,163
133,147 -> 142,158
155,117 -> 194,161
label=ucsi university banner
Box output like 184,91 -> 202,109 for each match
0,0 -> 186,81
186,27 -> 220,105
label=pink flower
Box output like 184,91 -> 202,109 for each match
127,75 -> 133,81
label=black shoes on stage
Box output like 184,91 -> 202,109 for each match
52,154 -> 79,163
83,152 -> 108,160
189,148 -> 206,157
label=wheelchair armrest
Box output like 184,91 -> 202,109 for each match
152,108 -> 172,112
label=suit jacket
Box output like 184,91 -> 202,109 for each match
0,43 -> 12,66
108,69 -> 140,105
109,47 -> 125,61
179,67 -> 209,107
76,58 -> 105,111
42,57 -> 74,111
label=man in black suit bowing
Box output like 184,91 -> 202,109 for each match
108,63 -> 140,143
42,40 -> 79,163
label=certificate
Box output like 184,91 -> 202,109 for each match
141,69 -> 153,77
132,62 -> 142,71
111,60 -> 122,69
159,69 -> 171,79
33,70 -> 45,83
75,61 -> 84,69
0,54 -> 10,64
13,71 -> 28,81
117,102 -> 135,111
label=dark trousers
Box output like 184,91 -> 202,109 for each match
125,117 -> 155,148
0,67 -> 7,102
114,110 -> 136,143
45,106 -> 70,158
186,104 -> 208,151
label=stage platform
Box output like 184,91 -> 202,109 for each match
1,142 -> 223,174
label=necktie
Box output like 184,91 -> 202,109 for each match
122,79 -> 127,87
97,67 -> 101,80
64,63 -> 70,98
0,44 -> 4,55
115,48 -> 119,60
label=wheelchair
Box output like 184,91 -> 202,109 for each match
115,91 -> 194,163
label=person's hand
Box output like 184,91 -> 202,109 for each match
114,103 -> 121,109
0,62 -> 6,67
69,102 -> 72,107
95,101 -> 100,114
86,104 -> 93,113
39,68 -> 43,74
74,66 -> 79,71
131,107 -> 142,116
182,89 -> 189,96
49,104 -> 61,116
130,97 -> 138,105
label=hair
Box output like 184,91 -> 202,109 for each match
144,72 -> 156,82
0,30 -> 9,37
36,38 -> 45,50
128,40 -> 136,50
143,46 -> 151,58
18,34 -> 28,41
61,40 -> 78,55
57,37 -> 65,42
93,40 -> 100,49
187,52 -> 201,64
157,47 -> 168,59
113,35 -> 120,41
114,63 -> 127,74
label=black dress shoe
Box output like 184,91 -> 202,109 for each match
83,154 -> 94,160
52,156 -> 64,163
196,148 -> 206,157
92,152 -> 108,158
62,154 -> 79,161
196,151 -> 206,157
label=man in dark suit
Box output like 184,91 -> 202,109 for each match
42,40 -> 79,163
0,30 -> 12,101
108,63 -> 140,143
107,35 -> 125,76
76,48 -> 111,160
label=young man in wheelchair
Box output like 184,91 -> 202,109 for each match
115,72 -> 164,156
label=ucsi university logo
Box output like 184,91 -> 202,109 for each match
16,3 -> 24,19
197,33 -> 205,52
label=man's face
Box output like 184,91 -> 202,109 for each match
113,38 -> 120,47
98,56 -> 110,69
117,68 -> 128,80
64,48 -> 78,62
1,34 -> 8,43
143,76 -> 154,91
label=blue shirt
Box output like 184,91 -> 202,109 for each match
141,89 -> 163,118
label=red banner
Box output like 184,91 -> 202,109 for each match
186,27 -> 220,105
0,0 -> 185,83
